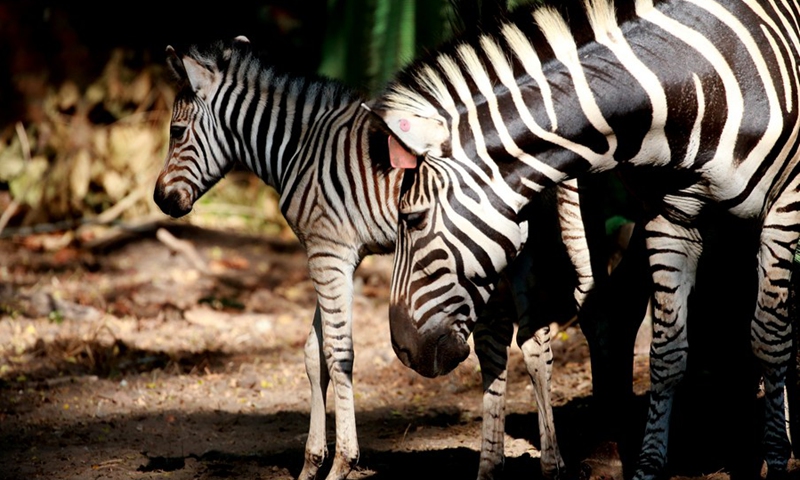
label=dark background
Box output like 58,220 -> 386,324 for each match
0,1 -> 328,130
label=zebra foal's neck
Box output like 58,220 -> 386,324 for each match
211,46 -> 364,190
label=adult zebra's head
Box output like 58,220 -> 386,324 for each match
366,92 -> 529,378
154,36 -> 251,218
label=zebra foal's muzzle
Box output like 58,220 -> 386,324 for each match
153,178 -> 194,218
389,304 -> 470,378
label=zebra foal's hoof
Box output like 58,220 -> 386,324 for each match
322,451 -> 358,480
298,451 -> 325,480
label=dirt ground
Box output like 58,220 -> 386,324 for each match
1,221 -> 798,480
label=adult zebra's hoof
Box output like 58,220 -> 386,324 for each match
577,441 -> 624,480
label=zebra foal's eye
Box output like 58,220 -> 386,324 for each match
401,210 -> 427,231
170,125 -> 187,138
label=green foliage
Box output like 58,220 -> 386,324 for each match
317,0 -> 542,94
318,0 -> 456,94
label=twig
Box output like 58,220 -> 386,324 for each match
155,227 -> 209,273
0,123 -> 32,236
400,422 -> 412,449
15,121 -> 31,162
94,188 -> 146,224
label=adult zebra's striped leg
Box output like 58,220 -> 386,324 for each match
300,306 -> 330,480
556,179 -> 595,308
306,246 -> 360,480
753,203 -> 799,477
518,324 -> 563,479
790,260 -> 800,460
636,215 -> 702,480
507,244 -> 565,479
474,308 -> 514,480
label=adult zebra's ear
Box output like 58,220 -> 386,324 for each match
232,36 -> 251,46
223,36 -> 251,61
388,136 -> 417,169
361,102 -> 451,161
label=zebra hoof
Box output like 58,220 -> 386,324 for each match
575,441 -> 623,480
323,451 -> 358,480
764,468 -> 789,480
298,451 -> 325,480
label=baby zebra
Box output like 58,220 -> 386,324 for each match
153,36 -> 603,480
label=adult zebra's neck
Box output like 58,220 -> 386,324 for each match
215,54 -> 363,192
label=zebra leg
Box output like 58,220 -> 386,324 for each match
791,258 -> 800,460
753,207 -> 798,477
517,322 -> 564,479
306,247 -> 360,480
635,215 -> 702,480
556,178 -> 596,308
299,306 -> 330,480
474,301 -> 514,480
505,244 -> 565,479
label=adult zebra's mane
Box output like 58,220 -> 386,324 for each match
373,0 -> 656,173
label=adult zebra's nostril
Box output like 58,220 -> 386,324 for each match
153,185 -> 193,218
433,329 -> 470,376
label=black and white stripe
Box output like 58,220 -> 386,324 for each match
153,36 -> 603,480
372,0 -> 799,478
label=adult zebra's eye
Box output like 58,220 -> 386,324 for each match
401,210 -> 427,231
170,125 -> 187,138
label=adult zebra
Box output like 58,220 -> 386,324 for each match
152,36 -> 605,480
369,0 -> 799,478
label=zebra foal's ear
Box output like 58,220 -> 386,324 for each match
165,44 -> 215,95
165,45 -> 188,83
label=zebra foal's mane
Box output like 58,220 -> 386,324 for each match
166,37 -> 365,109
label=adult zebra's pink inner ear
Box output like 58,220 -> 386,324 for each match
388,136 -> 417,169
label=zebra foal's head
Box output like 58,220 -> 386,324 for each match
154,36 -> 251,218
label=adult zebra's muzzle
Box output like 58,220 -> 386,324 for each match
153,183 -> 194,218
389,304 -> 470,378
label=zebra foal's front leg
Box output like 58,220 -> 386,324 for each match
299,306 -> 330,480
635,215 -> 702,480
302,245 -> 360,480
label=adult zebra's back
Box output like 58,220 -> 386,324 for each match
371,0 -> 800,478
153,36 -> 601,480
